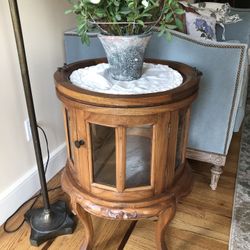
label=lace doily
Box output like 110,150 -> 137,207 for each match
70,63 -> 183,95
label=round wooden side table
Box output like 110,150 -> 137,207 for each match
54,59 -> 200,250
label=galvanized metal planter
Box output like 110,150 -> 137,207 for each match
98,33 -> 152,81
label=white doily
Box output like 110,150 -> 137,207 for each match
70,63 -> 183,95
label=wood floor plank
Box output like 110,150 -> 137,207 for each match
124,220 -> 228,250
0,131 -> 241,249
48,217 -> 132,250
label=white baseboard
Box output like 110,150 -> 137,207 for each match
0,143 -> 67,226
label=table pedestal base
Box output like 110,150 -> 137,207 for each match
61,162 -> 193,250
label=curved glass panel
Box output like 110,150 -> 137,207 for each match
175,110 -> 186,170
125,125 -> 152,188
90,124 -> 116,187
65,109 -> 74,163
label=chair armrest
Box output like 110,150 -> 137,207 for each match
145,30 -> 248,155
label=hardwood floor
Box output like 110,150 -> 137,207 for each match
0,132 -> 241,250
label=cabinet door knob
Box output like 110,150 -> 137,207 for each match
74,139 -> 85,148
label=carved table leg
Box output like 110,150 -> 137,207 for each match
75,204 -> 94,250
155,204 -> 176,250
210,165 -> 223,191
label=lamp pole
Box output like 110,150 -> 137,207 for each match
8,0 -> 76,246
8,0 -> 50,211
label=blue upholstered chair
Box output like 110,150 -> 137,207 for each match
63,8 -> 250,190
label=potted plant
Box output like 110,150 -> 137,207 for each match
66,0 -> 184,81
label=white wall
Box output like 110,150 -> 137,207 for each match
0,0 -> 76,225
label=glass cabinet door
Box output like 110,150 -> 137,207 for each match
90,123 -> 153,190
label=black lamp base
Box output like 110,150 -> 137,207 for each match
25,200 -> 76,246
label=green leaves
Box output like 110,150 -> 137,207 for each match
175,17 -> 184,32
174,8 -> 185,15
66,0 -> 185,44
137,20 -> 145,26
127,0 -> 135,9
166,24 -> 177,29
119,7 -> 131,15
95,8 -> 106,18
115,14 -> 122,21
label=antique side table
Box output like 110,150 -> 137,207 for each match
54,59 -> 200,250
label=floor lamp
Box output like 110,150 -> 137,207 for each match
8,0 -> 76,246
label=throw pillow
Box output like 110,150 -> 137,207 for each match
185,12 -> 217,41
191,2 -> 241,24
179,1 -> 201,34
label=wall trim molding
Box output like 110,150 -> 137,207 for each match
0,143 -> 67,226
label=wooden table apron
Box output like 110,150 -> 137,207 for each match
54,58 -> 200,250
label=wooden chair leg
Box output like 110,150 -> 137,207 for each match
75,204 -> 94,250
210,165 -> 223,191
155,204 -> 176,250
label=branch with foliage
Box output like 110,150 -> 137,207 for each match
66,0 -> 185,44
